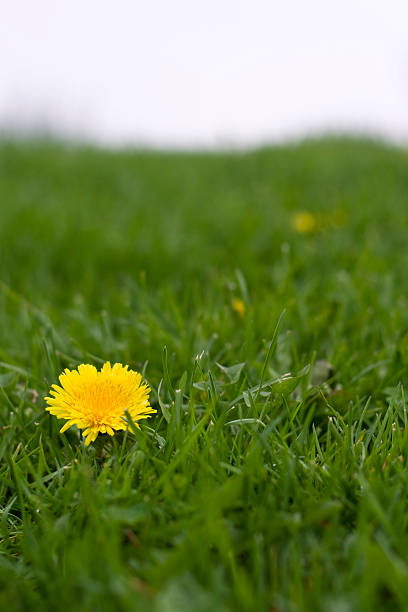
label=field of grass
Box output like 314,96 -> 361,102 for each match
1,137 -> 408,611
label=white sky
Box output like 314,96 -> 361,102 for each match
1,0 -> 408,148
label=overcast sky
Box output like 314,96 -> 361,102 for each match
1,1 -> 408,148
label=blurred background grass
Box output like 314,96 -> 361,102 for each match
2,137 -> 407,297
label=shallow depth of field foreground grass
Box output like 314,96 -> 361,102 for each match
1,138 -> 408,611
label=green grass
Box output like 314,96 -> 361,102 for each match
1,136 -> 408,611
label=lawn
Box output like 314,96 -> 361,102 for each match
1,137 -> 408,611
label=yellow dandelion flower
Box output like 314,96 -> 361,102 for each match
292,211 -> 317,235
232,297 -> 246,318
45,362 -> 156,446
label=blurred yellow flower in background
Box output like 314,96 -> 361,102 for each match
232,297 -> 246,318
292,211 -> 317,234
